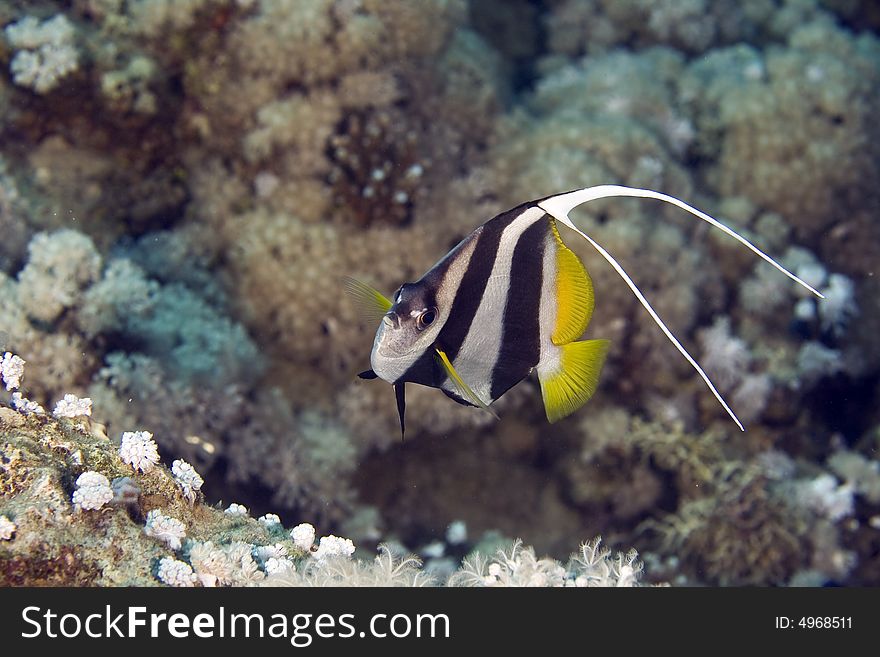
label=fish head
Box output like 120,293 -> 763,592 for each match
370,281 -> 442,382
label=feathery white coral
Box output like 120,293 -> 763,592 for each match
171,459 -> 203,502
119,430 -> 160,472
5,15 -> 79,93
157,556 -> 197,587
290,523 -> 316,551
53,393 -> 92,418
72,471 -> 113,511
0,515 -> 16,540
144,509 -> 186,549
1,352 -> 25,390
567,537 -> 643,587
312,535 -> 355,562
188,541 -> 234,587
449,537 -> 643,587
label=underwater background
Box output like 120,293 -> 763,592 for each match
0,0 -> 878,586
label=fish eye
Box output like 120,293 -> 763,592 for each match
417,308 -> 437,330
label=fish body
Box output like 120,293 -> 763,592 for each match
352,185 -> 823,436
368,201 -> 607,422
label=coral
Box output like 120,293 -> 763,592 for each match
144,509 -> 187,550
794,474 -> 855,521
224,503 -> 248,517
449,537 -> 642,587
543,0 -> 775,57
258,513 -> 281,528
4,15 -> 80,94
290,523 -> 316,552
697,317 -> 750,392
16,229 -> 102,324
265,544 -> 433,587
828,450 -> 880,504
53,393 -> 92,418
10,392 -> 44,415
171,459 -> 203,503
71,470 -> 114,511
1,352 -> 24,391
0,515 -> 17,540
119,430 -> 161,472
651,466 -> 808,585
683,17 -> 880,267
156,556 -> 197,587
312,535 -> 356,563
818,274 -> 858,337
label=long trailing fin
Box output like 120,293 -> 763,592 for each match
535,184 -> 819,432
342,276 -> 394,325
538,185 -> 824,298
435,347 -> 499,419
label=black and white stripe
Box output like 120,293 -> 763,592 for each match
394,203 -> 555,405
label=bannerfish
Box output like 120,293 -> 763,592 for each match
348,185 -> 823,438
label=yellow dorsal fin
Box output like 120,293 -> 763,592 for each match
539,339 -> 609,423
549,220 -> 594,346
435,348 -> 499,419
342,276 -> 393,324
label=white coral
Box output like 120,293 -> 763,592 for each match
1,352 -> 25,391
0,515 -> 16,540
11,392 -> 44,415
258,513 -> 282,528
818,273 -> 857,337
16,229 -> 101,323
157,556 -> 197,587
119,430 -> 160,472
72,471 -> 113,511
171,459 -> 203,502
698,317 -> 750,391
225,502 -> 248,517
53,393 -> 92,418
312,535 -> 355,562
290,523 -> 316,551
5,15 -> 80,93
144,509 -> 186,549
795,474 -> 854,522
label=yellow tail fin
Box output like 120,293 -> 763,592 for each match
539,339 -> 609,423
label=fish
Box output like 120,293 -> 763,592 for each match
348,185 -> 823,438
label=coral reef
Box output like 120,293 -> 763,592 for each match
1,0 -> 878,586
0,394 -> 643,586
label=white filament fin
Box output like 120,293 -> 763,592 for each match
539,185 -> 824,298
536,184 -> 820,432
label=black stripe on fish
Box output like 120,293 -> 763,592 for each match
438,204 -> 530,363
490,215 -> 548,401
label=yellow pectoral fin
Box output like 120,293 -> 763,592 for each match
550,220 -> 595,345
539,339 -> 609,423
435,348 -> 499,419
343,276 -> 393,324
